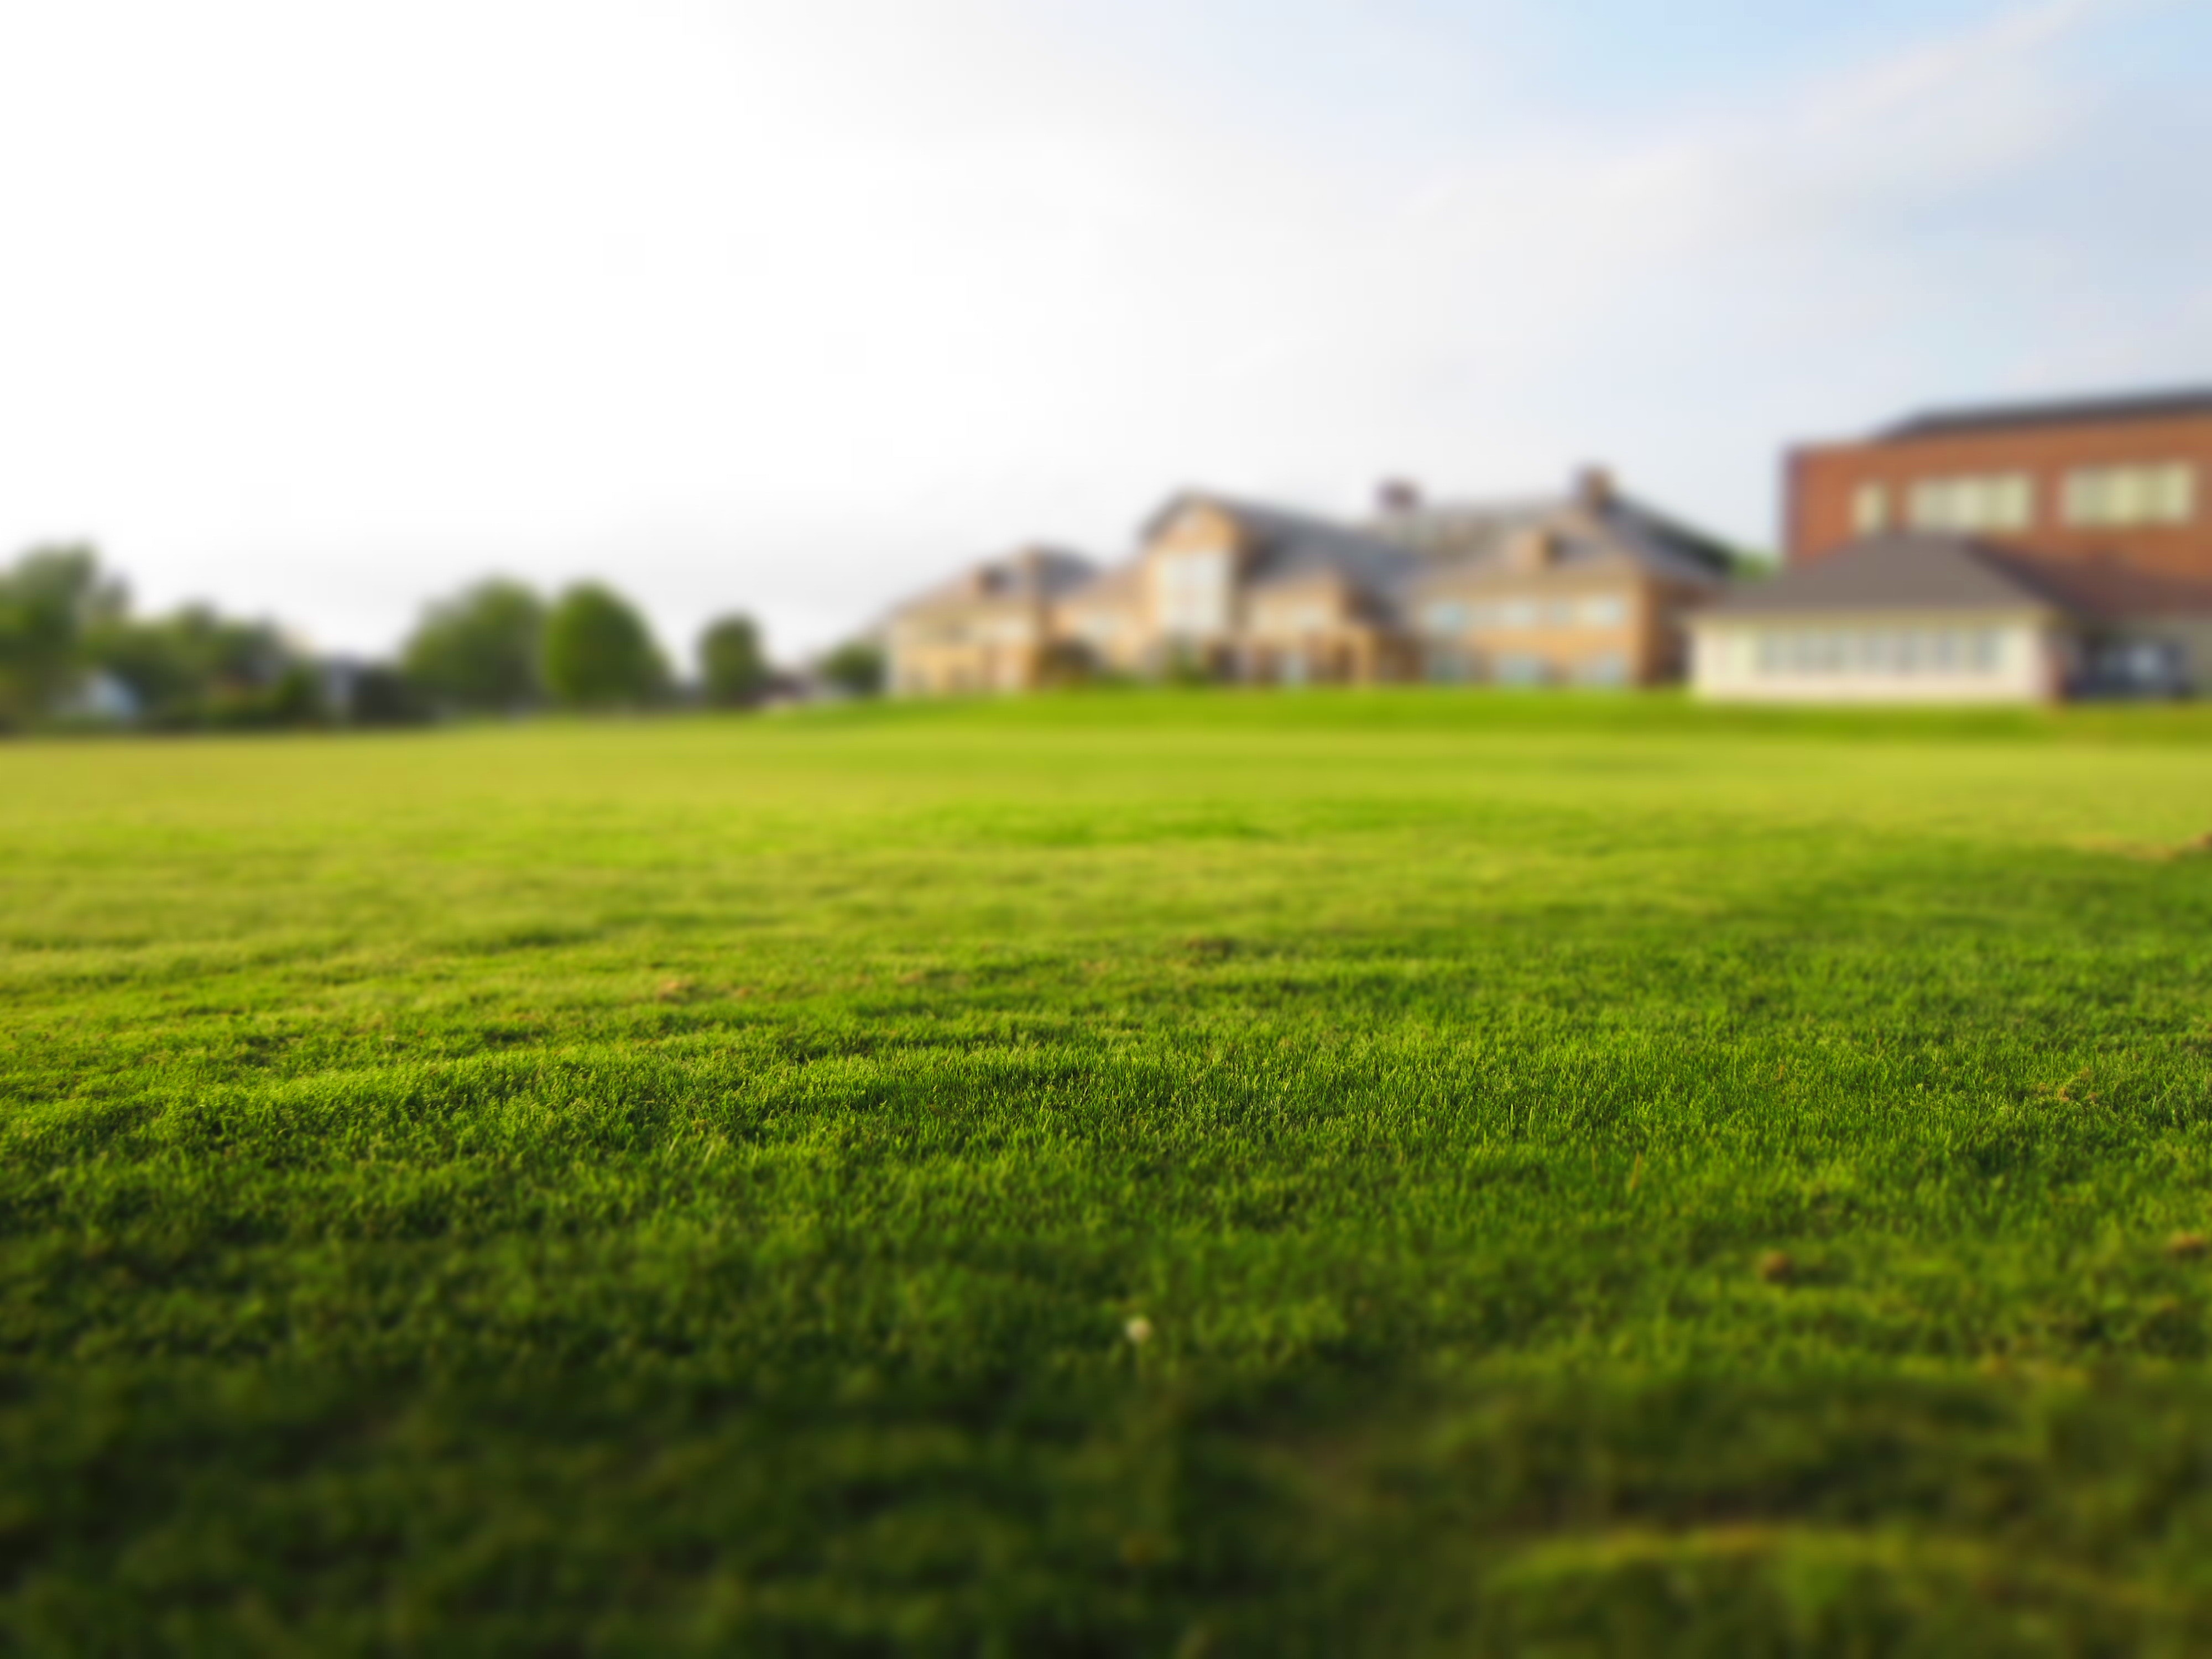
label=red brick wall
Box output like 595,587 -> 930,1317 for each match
1785,413 -> 2212,580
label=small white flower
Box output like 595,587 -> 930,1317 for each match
1124,1316 -> 1154,1346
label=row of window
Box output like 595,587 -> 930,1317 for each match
1851,462 -> 2198,535
1428,650 -> 1629,686
1156,550 -> 1234,635
1751,628 -> 2007,677
2064,465 -> 2195,526
1423,595 -> 1629,633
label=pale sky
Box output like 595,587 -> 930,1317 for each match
3,0 -> 2208,665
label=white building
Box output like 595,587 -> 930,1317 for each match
1691,533 -> 2212,705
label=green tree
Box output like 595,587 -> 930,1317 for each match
0,544 -> 125,724
541,583 -> 667,708
402,580 -> 546,713
819,638 -> 885,698
698,614 -> 768,708
87,604 -> 295,727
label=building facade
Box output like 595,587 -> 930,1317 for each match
1786,389 -> 2212,581
1691,533 -> 2212,705
1383,472 -> 1729,687
1054,493 -> 1423,685
885,472 -> 1736,695
1734,388 -> 2212,703
884,547 -> 1097,696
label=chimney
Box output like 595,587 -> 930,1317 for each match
1575,465 -> 1616,512
1375,477 -> 1422,517
1505,526 -> 1556,571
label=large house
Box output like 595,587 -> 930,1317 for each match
886,471 -> 1735,695
1380,471 -> 1732,687
1053,492 -> 1423,685
883,546 -> 1098,696
1704,388 -> 2212,703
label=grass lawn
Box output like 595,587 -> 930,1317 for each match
7,690 -> 2212,1654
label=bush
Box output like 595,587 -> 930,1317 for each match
819,639 -> 885,698
339,665 -> 430,727
90,606 -> 297,728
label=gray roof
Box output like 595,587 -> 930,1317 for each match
1704,534 -> 2080,618
1378,493 -> 1733,590
891,545 -> 1097,618
1141,491 -> 1421,597
1363,496 -> 1551,558
1056,559 -> 1142,612
1877,387 -> 2212,442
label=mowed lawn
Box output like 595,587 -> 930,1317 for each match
8,693 -> 2212,1655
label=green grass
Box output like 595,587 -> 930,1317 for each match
6,690 -> 2212,1655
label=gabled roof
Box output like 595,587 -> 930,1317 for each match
1876,387 -> 2212,442
890,545 -> 1098,619
1056,560 -> 1143,613
1704,534 -> 2083,618
2000,554 -> 2212,620
1139,491 -> 1421,596
1379,492 -> 1731,590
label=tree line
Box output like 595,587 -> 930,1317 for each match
0,545 -> 883,732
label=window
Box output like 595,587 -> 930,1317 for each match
1852,482 -> 1890,534
1576,653 -> 1629,687
1423,601 -> 1470,633
1499,600 -> 1538,629
1578,595 -> 1627,627
1494,654 -> 1548,686
1752,626 -> 2005,676
2062,463 -> 2195,526
1543,600 -> 1575,627
1907,473 -> 2034,533
1157,549 -> 1232,635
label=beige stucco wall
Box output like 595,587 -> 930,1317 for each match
1408,575 -> 1671,686
888,598 -> 1048,696
1689,612 -> 2063,703
1052,596 -> 1147,674
1142,503 -> 1244,649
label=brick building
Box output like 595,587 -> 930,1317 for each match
1694,388 -> 2212,705
1786,388 -> 2212,581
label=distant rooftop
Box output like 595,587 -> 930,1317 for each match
1708,531 -> 2212,621
1877,387 -> 2212,442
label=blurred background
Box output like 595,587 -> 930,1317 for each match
2,0 -> 2209,712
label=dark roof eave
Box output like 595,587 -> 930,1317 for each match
1877,386 -> 2212,442
1698,596 -> 2063,621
